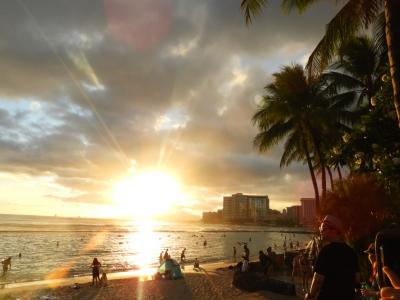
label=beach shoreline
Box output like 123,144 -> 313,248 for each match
0,260 -> 300,300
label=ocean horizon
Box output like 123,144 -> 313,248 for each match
0,214 -> 314,285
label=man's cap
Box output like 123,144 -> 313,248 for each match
322,215 -> 344,232
363,243 -> 375,254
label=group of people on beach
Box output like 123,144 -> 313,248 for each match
300,215 -> 400,300
90,257 -> 107,286
158,247 -> 201,270
231,214 -> 400,300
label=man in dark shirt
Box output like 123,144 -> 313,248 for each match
305,215 -> 360,300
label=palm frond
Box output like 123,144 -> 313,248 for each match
240,0 -> 268,25
281,0 -> 321,13
322,71 -> 364,94
280,131 -> 303,167
253,120 -> 294,152
306,0 -> 380,76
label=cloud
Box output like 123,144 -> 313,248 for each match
0,0 -> 338,215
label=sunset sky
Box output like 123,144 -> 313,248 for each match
0,0 -> 340,219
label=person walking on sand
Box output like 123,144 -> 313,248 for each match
305,215 -> 360,300
91,258 -> 102,286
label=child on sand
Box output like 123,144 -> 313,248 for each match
194,258 -> 200,269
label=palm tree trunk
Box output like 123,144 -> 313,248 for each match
385,0 -> 400,127
321,162 -> 327,200
337,166 -> 343,182
302,139 -> 320,217
327,167 -> 334,190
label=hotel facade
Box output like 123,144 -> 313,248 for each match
284,197 -> 316,226
223,193 -> 269,222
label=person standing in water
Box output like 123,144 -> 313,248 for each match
2,257 -> 11,274
163,249 -> 169,260
180,248 -> 186,262
233,246 -> 237,259
91,258 -> 102,286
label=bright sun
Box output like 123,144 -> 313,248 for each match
112,171 -> 181,218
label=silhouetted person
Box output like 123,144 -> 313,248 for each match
242,244 -> 250,261
164,249 -> 169,260
233,246 -> 237,258
56,241 -> 59,247
203,240 -> 207,247
91,258 -> 102,286
194,258 -> 200,269
180,248 -> 186,262
360,243 -> 379,299
2,257 -> 11,274
159,251 -> 164,264
305,215 -> 360,300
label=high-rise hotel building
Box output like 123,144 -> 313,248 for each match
223,193 -> 269,222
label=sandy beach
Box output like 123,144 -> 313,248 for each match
0,262 -> 300,300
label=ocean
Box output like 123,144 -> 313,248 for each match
0,214 -> 314,285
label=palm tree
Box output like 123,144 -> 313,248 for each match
323,35 -> 386,109
240,0 -> 400,127
253,64 -> 332,216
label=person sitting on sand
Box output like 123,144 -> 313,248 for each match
2,257 -> 11,274
194,258 -> 200,269
91,257 -> 102,286
101,272 -> 108,286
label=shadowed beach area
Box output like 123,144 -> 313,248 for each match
0,262 -> 299,300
